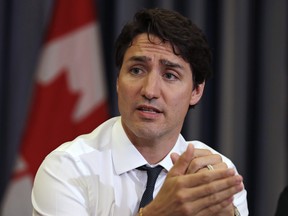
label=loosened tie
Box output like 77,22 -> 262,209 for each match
137,165 -> 163,208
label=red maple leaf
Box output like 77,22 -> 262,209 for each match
18,70 -> 109,178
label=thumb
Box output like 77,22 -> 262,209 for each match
168,144 -> 195,177
170,152 -> 180,164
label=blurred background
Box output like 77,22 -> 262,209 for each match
0,0 -> 287,215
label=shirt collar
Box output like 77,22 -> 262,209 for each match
111,117 -> 188,175
158,135 -> 188,172
111,118 -> 146,175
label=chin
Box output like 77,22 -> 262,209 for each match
134,126 -> 163,139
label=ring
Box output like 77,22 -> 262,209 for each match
206,164 -> 214,170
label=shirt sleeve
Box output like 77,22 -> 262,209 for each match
32,151 -> 91,216
220,155 -> 249,216
218,153 -> 249,216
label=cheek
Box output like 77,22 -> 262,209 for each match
117,80 -> 136,107
118,80 -> 131,97
169,88 -> 192,108
117,86 -> 128,116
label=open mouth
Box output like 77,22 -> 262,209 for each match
137,105 -> 161,113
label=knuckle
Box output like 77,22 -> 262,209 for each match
201,172 -> 212,182
208,193 -> 219,203
204,149 -> 212,155
220,162 -> 228,168
190,159 -> 200,169
214,154 -> 222,161
206,205 -> 221,215
173,177 -> 185,188
205,183 -> 217,194
179,204 -> 190,215
174,190 -> 186,204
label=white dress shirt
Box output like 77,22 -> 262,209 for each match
32,116 -> 248,215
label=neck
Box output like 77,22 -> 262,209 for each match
131,133 -> 179,164
120,119 -> 181,164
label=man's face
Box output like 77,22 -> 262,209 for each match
117,33 -> 204,143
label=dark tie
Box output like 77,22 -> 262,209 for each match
137,165 -> 163,208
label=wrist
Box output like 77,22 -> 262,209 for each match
138,207 -> 144,216
138,205 -> 157,216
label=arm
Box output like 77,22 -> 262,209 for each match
32,152 -> 90,216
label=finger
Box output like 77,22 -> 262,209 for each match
182,168 -> 236,188
197,162 -> 228,173
183,198 -> 234,216
168,172 -> 242,215
187,154 -> 223,173
168,144 -> 195,177
188,174 -> 243,200
193,148 -> 212,157
192,179 -> 243,215
170,144 -> 208,169
170,152 -> 180,165
197,200 -> 234,216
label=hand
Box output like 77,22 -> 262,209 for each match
171,144 -> 237,216
170,144 -> 227,174
142,144 -> 243,216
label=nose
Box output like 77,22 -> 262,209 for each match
141,72 -> 160,100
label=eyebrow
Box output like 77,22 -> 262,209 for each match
128,55 -> 151,63
160,59 -> 183,69
128,55 -> 184,69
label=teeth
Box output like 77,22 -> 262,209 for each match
140,107 -> 157,113
142,108 -> 155,112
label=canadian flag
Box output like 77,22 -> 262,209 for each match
2,0 -> 109,215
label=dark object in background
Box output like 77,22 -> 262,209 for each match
275,186 -> 288,216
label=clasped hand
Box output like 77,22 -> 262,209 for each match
141,144 -> 243,216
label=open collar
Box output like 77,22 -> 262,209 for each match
111,118 -> 188,175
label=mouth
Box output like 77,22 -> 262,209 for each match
136,105 -> 162,114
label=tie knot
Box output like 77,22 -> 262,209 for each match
137,165 -> 163,173
137,165 -> 163,187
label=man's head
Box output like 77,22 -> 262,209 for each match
115,8 -> 212,146
115,8 -> 212,90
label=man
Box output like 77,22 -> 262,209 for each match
32,8 -> 248,215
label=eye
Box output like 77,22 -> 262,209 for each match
163,72 -> 178,81
130,67 -> 143,75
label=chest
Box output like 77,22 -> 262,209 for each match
87,169 -> 166,216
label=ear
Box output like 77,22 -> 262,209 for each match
116,77 -> 119,93
189,82 -> 205,106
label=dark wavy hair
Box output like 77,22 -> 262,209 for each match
115,8 -> 212,88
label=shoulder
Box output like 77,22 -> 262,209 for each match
50,116 -> 120,156
37,116 -> 121,175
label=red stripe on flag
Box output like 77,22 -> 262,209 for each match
46,0 -> 96,43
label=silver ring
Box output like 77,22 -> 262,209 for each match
206,164 -> 214,170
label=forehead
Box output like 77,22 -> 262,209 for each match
132,33 -> 173,49
124,33 -> 189,67
128,33 -> 175,56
